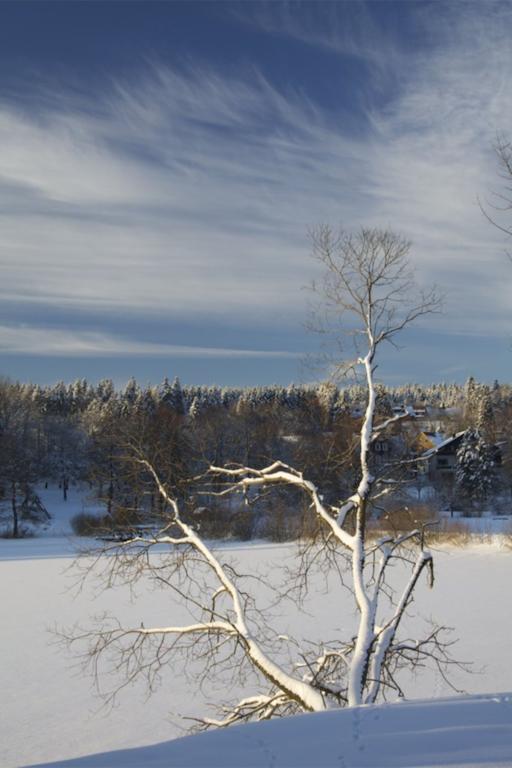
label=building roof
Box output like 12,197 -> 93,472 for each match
420,430 -> 466,459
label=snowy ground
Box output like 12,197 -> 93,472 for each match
0,483 -> 105,540
2,488 -> 512,767
26,693 -> 512,767
441,512 -> 512,535
27,484 -> 104,537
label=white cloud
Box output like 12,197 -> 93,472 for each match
1,4 -> 512,357
0,324 -> 302,359
234,0 -> 403,80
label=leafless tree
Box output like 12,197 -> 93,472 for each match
64,228 -> 460,729
0,380 -> 44,537
480,135 -> 512,240
309,226 -> 440,378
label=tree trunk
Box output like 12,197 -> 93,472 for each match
107,481 -> 113,516
107,455 -> 114,516
11,480 -> 18,538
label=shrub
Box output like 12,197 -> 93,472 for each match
70,512 -> 108,536
369,503 -> 434,536
230,508 -> 254,541
0,525 -> 33,539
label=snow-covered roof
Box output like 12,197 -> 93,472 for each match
420,430 -> 466,459
423,431 -> 447,449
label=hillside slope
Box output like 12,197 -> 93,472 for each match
28,693 -> 512,768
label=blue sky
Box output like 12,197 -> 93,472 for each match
1,1 -> 512,387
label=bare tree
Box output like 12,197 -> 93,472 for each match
0,380 -> 44,537
66,228 -> 457,728
480,135 -> 512,240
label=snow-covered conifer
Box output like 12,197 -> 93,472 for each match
121,378 -> 140,414
463,376 -> 478,422
456,428 -> 497,505
476,386 -> 496,443
156,376 -> 184,414
96,378 -> 114,404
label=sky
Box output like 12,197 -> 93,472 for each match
1,0 -> 512,388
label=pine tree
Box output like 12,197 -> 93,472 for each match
316,381 -> 338,429
456,428 -> 497,506
171,377 -> 185,415
157,377 -> 173,406
96,379 -> 114,404
374,384 -> 393,418
137,387 -> 157,417
121,378 -> 140,414
463,376 -> 478,423
475,385 -> 496,444
189,396 -> 203,421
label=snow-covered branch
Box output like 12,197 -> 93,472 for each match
370,407 -> 415,443
135,459 -> 326,714
209,462 -> 356,551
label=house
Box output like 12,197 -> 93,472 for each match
413,431 -> 449,456
416,431 -> 466,481
370,433 -> 410,469
372,436 -> 392,466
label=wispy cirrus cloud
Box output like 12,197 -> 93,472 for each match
1,2 -> 512,380
0,324 -> 302,359
233,0 -> 405,79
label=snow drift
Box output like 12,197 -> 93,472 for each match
28,692 -> 512,768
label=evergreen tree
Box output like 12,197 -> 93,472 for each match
157,377 -> 173,406
159,377 -> 185,415
316,381 -> 338,429
456,428 -> 497,506
137,387 -> 157,417
189,396 -> 203,421
374,384 -> 393,418
96,379 -> 114,404
463,376 -> 478,423
476,385 -> 496,443
122,378 -> 139,409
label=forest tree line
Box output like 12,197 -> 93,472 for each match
0,374 -> 510,537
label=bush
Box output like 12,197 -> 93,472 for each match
185,503 -> 256,541
230,508 -> 254,541
369,503 -> 434,536
259,508 -> 301,542
368,504 -> 486,547
0,525 -> 33,539
70,512 -> 108,536
429,519 -> 473,546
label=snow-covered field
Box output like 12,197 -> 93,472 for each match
2,489 -> 512,767
26,693 -> 512,767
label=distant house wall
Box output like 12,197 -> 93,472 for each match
427,433 -> 464,483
